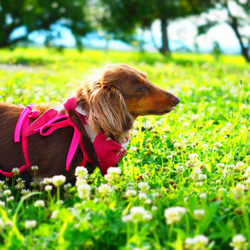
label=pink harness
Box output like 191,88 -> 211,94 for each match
0,97 -> 128,177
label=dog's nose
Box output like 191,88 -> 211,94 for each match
173,97 -> 180,106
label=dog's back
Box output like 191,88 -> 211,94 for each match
0,102 -> 83,182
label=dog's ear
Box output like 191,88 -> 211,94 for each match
87,85 -> 133,138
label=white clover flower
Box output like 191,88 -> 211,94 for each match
213,142 -> 222,148
152,206 -> 158,212
240,126 -> 247,132
6,97 -> 13,103
107,167 -> 122,175
0,180 -> 5,188
182,122 -> 189,127
235,162 -> 245,172
198,174 -> 207,181
51,210 -> 59,219
56,200 -> 64,206
191,167 -> 202,181
25,220 -> 37,229
202,143 -> 209,150
138,192 -> 148,200
77,183 -> 91,199
199,193 -> 207,200
31,165 -> 39,171
63,183 -> 72,191
232,183 -> 245,200
216,179 -> 221,184
152,192 -> 160,200
122,214 -> 132,222
194,235 -> 209,249
94,198 -> 101,203
217,163 -> 225,170
186,154 -> 199,168
138,182 -> 150,192
185,237 -> 196,249
188,153 -> 199,161
98,184 -> 112,196
193,209 -> 205,221
185,235 -> 209,250
15,88 -> 21,95
241,104 -> 247,110
52,175 -> 66,187
12,168 -> 20,176
125,189 -> 137,197
0,201 -> 5,207
15,181 -> 25,190
245,178 -> 250,187
21,189 -> 31,196
129,146 -> 137,152
228,164 -> 236,172
4,190 -> 11,197
34,200 -> 45,208
76,177 -> 87,187
191,114 -> 199,121
7,196 -> 14,202
164,206 -> 186,225
104,174 -> 114,183
142,212 -> 153,221
174,142 -> 181,149
43,178 -> 52,185
104,167 -> 122,184
75,166 -> 89,179
196,181 -> 203,186
122,206 -> 152,223
176,165 -> 184,173
243,167 -> 250,178
45,185 -> 53,192
144,199 -> 152,205
229,234 -> 248,250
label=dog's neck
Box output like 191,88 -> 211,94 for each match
62,97 -> 129,145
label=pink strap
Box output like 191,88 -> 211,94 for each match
24,108 -> 59,137
34,114 -> 89,170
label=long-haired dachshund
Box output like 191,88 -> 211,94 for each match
0,64 -> 179,184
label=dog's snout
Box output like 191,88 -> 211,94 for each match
165,92 -> 180,106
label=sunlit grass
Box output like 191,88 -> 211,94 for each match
0,48 -> 250,249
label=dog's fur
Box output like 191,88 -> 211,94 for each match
0,64 -> 179,184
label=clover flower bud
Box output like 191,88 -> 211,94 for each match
193,209 -> 205,221
164,206 -> 186,225
138,182 -> 150,192
52,175 -> 66,187
229,234 -> 248,250
25,220 -> 37,229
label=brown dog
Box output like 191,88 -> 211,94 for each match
0,64 -> 179,185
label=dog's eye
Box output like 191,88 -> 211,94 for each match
138,85 -> 145,91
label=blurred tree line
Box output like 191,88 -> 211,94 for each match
0,0 -> 249,62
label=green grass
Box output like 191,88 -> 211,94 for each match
0,48 -> 250,249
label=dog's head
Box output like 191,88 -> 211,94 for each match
77,64 -> 179,142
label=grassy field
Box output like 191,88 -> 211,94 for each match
0,48 -> 250,249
